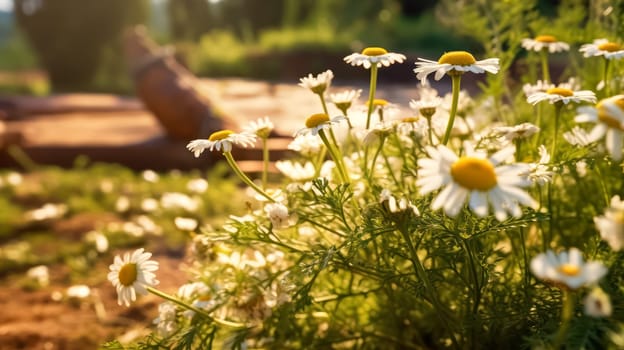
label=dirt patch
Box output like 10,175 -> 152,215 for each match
0,254 -> 190,350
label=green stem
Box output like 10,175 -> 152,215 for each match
552,289 -> 575,349
425,116 -> 434,145
603,58 -> 612,97
366,66 -> 379,129
398,227 -> 459,349
318,93 -> 330,116
146,286 -> 246,329
540,50 -> 551,83
442,74 -> 462,145
261,138 -> 269,189
223,151 -> 276,202
319,130 -> 349,183
550,103 -> 563,162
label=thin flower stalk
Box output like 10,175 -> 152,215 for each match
223,151 -> 276,202
366,66 -> 379,129
146,286 -> 246,329
443,74 -> 462,145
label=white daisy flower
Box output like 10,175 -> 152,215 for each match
275,160 -> 315,182
186,178 -> 209,193
362,120 -> 397,145
161,192 -> 200,212
330,89 -> 362,113
66,284 -> 91,299
410,95 -> 443,117
108,248 -> 159,306
243,116 -> 274,139
174,217 -> 198,231
25,203 -> 68,221
563,126 -> 593,146
594,195 -> 624,251
414,51 -> 499,83
154,301 -> 178,336
574,95 -> 624,160
527,86 -> 596,105
492,122 -> 540,141
288,134 -> 324,156
417,144 -> 536,221
187,130 -> 257,156
264,202 -> 290,229
521,35 -> 570,53
580,39 -> 624,60
379,189 -> 420,215
295,113 -> 346,137
85,230 -> 109,253
584,287 -> 612,318
343,47 -> 406,69
525,145 -> 553,185
530,247 -> 607,289
298,69 -> 334,95
142,169 -> 159,183
523,80 -> 555,97
27,265 -> 49,287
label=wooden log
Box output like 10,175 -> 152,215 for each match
124,26 -> 236,141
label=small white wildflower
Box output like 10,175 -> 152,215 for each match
85,230 -> 109,253
264,203 -> 290,229
108,248 -> 159,306
140,198 -> 159,212
594,195 -> 624,251
580,39 -> 624,60
298,70 -> 334,95
187,178 -> 209,193
563,126 -> 593,146
530,247 -> 607,289
66,284 -> 91,299
27,265 -> 49,287
141,169 -> 159,183
275,160 -> 316,182
492,123 -> 540,141
115,196 -> 131,213
521,35 -> 570,53
414,51 -> 499,83
174,217 -> 198,231
288,134 -> 324,157
344,47 -> 406,69
243,116 -> 274,139
526,145 -> 553,185
295,113 -> 346,137
527,86 -> 596,105
187,130 -> 257,156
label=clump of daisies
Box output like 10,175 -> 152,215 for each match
104,38 -> 624,350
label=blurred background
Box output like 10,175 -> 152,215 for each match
0,0 -> 566,96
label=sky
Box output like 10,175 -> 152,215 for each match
0,0 -> 11,12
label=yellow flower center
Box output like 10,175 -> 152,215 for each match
438,51 -> 477,66
402,116 -> 420,123
368,98 -> 389,106
305,113 -> 330,128
610,209 -> 624,223
362,47 -> 388,56
597,100 -> 624,131
598,42 -> 621,52
546,87 -> 574,97
450,157 -> 497,191
209,129 -> 234,141
118,263 -> 138,286
557,263 -> 581,277
535,35 -> 557,43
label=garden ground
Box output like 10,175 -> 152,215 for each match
0,76 -> 456,349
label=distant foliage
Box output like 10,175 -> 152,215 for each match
14,0 -> 147,92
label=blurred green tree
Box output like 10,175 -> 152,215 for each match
14,0 -> 147,92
